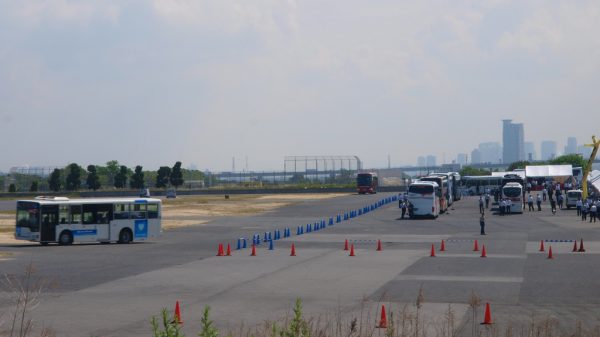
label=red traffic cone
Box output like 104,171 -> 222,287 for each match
579,239 -> 586,252
572,240 -> 578,252
547,246 -> 553,259
174,301 -> 183,324
344,239 -> 349,251
290,243 -> 296,256
377,240 -> 382,251
349,244 -> 355,256
440,240 -> 446,252
377,304 -> 388,328
473,240 -> 479,252
480,302 -> 492,325
226,243 -> 231,256
430,244 -> 436,257
480,245 -> 487,258
217,243 -> 224,256
539,240 -> 545,252
251,244 -> 256,256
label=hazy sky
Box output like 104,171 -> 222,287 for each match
1,0 -> 599,172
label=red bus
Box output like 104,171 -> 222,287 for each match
357,172 -> 378,194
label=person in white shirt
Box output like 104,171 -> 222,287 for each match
528,195 -> 534,211
506,199 -> 512,214
576,198 -> 583,216
536,194 -> 542,211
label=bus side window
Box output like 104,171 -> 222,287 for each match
114,203 -> 130,220
131,203 -> 147,219
70,205 -> 82,224
147,204 -> 159,219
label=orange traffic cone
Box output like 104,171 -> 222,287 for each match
377,304 -> 388,328
174,301 -> 183,324
473,240 -> 479,252
251,244 -> 256,256
290,243 -> 296,256
539,240 -> 545,252
217,243 -> 224,256
480,302 -> 492,325
349,244 -> 355,257
480,245 -> 487,258
430,244 -> 436,257
579,239 -> 586,252
226,243 -> 231,256
377,240 -> 382,251
440,240 -> 446,252
344,239 -> 349,251
572,240 -> 578,252
548,246 -> 553,259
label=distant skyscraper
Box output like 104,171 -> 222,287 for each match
541,140 -> 558,160
478,142 -> 502,163
417,156 -> 426,166
565,137 -> 577,154
502,119 -> 525,164
471,149 -> 482,164
524,142 -> 536,161
456,153 -> 468,165
426,155 -> 436,167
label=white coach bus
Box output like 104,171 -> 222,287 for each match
407,181 -> 440,218
15,197 -> 162,245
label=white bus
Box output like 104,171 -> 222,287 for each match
407,181 -> 440,218
15,197 -> 162,245
501,183 -> 523,213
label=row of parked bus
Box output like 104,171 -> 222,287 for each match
407,172 -> 461,218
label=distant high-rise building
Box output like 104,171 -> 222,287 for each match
565,137 -> 577,154
426,155 -> 436,167
471,149 -> 482,164
502,119 -> 525,164
578,145 -> 592,158
478,142 -> 502,163
541,141 -> 558,160
456,153 -> 468,165
524,142 -> 537,161
417,156 -> 426,166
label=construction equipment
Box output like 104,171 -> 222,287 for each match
582,136 -> 600,200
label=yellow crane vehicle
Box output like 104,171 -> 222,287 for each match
582,136 -> 600,200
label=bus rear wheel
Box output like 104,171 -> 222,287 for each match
118,229 -> 132,244
58,231 -> 73,245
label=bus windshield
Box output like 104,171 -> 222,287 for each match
16,201 -> 40,232
409,185 -> 434,194
503,187 -> 522,198
357,174 -> 373,186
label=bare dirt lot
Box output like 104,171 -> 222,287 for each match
0,194 -> 348,243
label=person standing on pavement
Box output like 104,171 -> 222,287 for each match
480,214 -> 486,235
543,187 -> 547,201
499,199 -> 506,216
576,198 -> 583,216
536,194 -> 542,211
479,195 -> 484,214
582,202 -> 588,221
506,199 -> 512,215
528,194 -> 534,211
400,201 -> 407,219
485,193 -> 490,209
557,194 -> 564,210
590,203 -> 597,223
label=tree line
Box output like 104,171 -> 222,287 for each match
8,161 -> 193,192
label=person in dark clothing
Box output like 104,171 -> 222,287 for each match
407,202 -> 414,218
480,214 -> 486,235
400,201 -> 407,219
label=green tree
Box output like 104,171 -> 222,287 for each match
459,166 -> 491,176
507,160 -> 532,172
29,181 -> 38,192
49,168 -> 61,192
130,165 -> 145,189
105,160 -> 120,186
169,162 -> 184,189
65,163 -> 82,191
9,184 -> 16,192
114,165 -> 129,188
156,167 -> 171,188
549,154 -> 586,168
86,165 -> 101,191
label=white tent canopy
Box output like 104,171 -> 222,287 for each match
491,171 -> 526,178
589,170 -> 600,193
525,165 -> 573,177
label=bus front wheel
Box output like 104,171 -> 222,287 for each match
118,229 -> 132,244
58,231 -> 73,245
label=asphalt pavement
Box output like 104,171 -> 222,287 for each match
1,193 -> 599,337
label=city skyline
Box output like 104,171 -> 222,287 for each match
1,1 -> 600,172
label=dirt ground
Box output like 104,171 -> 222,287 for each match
0,194 -> 348,244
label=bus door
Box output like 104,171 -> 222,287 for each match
40,205 -> 59,242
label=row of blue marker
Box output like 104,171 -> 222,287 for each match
235,195 -> 399,250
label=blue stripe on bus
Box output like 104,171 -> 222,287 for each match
72,229 -> 97,236
134,199 -> 148,204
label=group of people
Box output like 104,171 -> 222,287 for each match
576,197 -> 599,222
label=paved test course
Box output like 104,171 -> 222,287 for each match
1,193 -> 599,336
